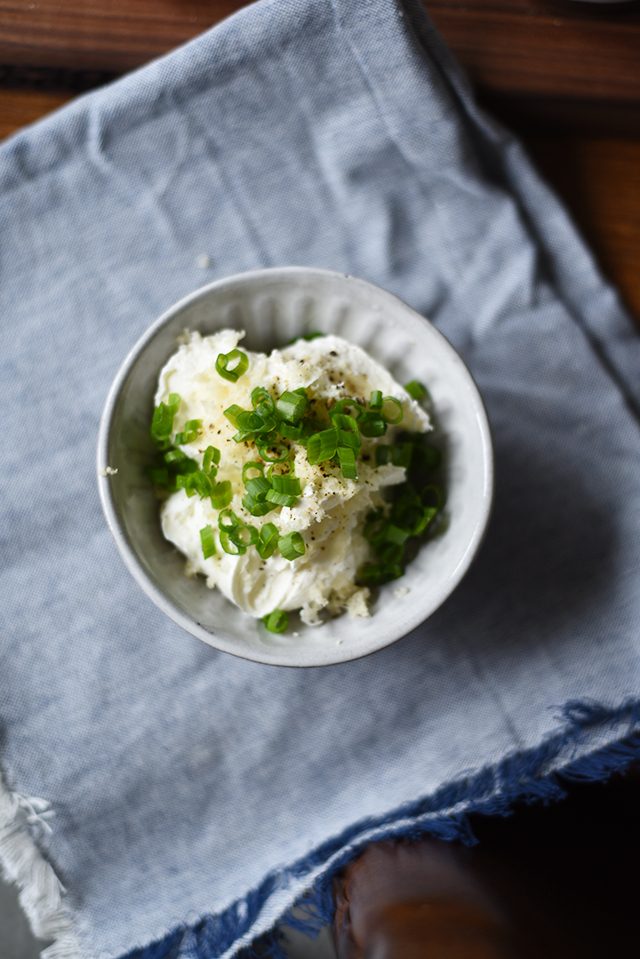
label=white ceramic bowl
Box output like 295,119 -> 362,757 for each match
97,268 -> 493,666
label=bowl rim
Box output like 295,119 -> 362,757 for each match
97,266 -> 494,667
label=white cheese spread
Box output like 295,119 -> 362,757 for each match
155,330 -> 430,625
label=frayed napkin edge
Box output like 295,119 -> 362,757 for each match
0,778 -> 88,959
111,697 -> 640,959
1,697 -> 638,959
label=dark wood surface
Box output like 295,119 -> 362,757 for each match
1,1 -> 638,320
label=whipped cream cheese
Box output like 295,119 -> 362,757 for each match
155,330 -> 430,625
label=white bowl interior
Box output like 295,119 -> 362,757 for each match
98,269 -> 492,666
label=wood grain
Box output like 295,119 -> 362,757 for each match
0,88 -> 71,139
429,0 -> 640,103
0,1 -> 639,115
0,2 -> 638,320
0,1 -> 248,72
526,136 -> 640,320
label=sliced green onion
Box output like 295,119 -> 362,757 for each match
163,448 -> 185,465
266,489 -> 299,508
412,506 -> 439,536
262,609 -> 289,633
338,430 -> 360,451
380,397 -> 403,425
216,349 -> 249,382
279,422 -> 304,441
276,389 -> 308,423
175,474 -> 197,497
358,412 -> 386,438
251,387 -> 274,410
219,530 -> 246,555
149,467 -> 169,487
150,393 -> 181,445
242,495 -> 274,517
357,562 -> 403,586
307,427 -> 338,464
218,508 -> 240,530
330,412 -> 359,435
237,411 -> 263,433
257,442 -> 290,463
190,471 -> 214,498
404,380 -> 428,402
377,541 -> 405,566
278,531 -> 306,560
332,397 -> 365,418
265,462 -> 292,481
337,446 -> 357,480
242,461 -> 265,482
223,404 -> 245,427
369,390 -> 383,410
200,525 -> 216,559
271,475 -> 301,496
174,419 -> 203,445
228,524 -> 258,548
245,476 -> 272,501
209,480 -> 232,509
381,523 -> 411,546
257,522 -> 279,559
202,446 -> 221,473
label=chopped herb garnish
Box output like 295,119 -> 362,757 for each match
276,389 -> 308,424
404,380 -> 428,402
200,525 -> 216,559
150,392 -> 181,447
262,608 -> 289,632
380,397 -> 403,425
278,531 -> 306,561
210,480 -> 232,509
307,427 -> 338,464
337,446 -> 357,480
357,412 -> 386,438
257,523 -> 279,559
216,349 -> 249,382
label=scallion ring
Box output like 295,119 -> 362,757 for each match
219,530 -> 246,555
215,349 -> 249,382
380,397 -> 403,425
262,609 -> 288,633
218,508 -> 240,530
257,442 -> 290,463
242,461 -> 265,483
278,531 -> 306,560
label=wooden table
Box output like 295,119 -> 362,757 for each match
0,0 -> 638,320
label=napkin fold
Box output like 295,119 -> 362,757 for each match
1,1 -> 639,957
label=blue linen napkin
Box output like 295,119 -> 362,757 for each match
1,1 -> 639,957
